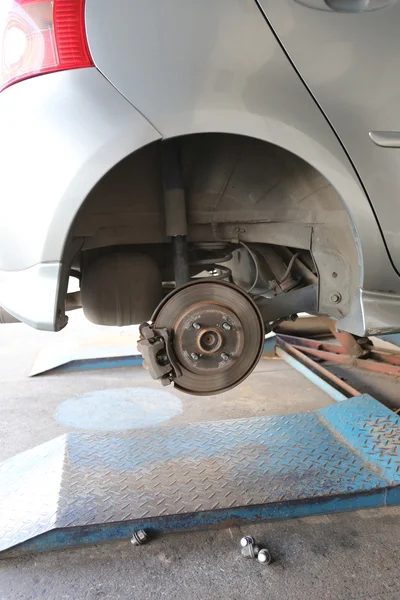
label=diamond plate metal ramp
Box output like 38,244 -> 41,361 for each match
0,394 -> 399,554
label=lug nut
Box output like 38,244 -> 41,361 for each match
222,322 -> 231,331
257,549 -> 272,564
192,322 -> 201,330
240,535 -> 255,548
130,530 -> 148,546
191,352 -> 199,361
241,544 -> 260,559
221,353 -> 229,361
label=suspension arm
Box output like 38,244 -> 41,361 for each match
255,284 -> 318,328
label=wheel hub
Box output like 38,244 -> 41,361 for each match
138,280 -> 265,396
173,303 -> 244,374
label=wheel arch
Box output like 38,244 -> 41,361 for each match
65,127 -> 369,327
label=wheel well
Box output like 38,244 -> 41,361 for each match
65,133 -> 360,324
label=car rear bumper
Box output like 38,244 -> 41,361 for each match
0,263 -> 61,330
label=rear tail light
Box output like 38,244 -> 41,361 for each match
0,0 -> 93,93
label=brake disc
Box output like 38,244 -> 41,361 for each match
148,280 -> 265,396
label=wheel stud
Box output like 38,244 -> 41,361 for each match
192,322 -> 201,330
221,353 -> 229,361
191,352 -> 199,361
222,322 -> 231,331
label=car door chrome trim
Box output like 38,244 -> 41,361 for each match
294,0 -> 395,11
369,131 -> 400,147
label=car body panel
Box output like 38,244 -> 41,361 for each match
85,0 -> 398,296
0,263 -> 61,331
0,67 -> 160,272
257,0 -> 400,273
339,288 -> 400,337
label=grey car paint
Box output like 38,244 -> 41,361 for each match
0,263 -> 61,331
257,0 -> 400,272
0,68 -> 160,272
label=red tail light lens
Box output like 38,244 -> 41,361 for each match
0,0 -> 93,93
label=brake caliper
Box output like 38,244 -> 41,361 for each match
137,323 -> 182,386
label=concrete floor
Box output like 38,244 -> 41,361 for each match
0,314 -> 399,599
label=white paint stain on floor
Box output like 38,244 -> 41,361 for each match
54,387 -> 182,430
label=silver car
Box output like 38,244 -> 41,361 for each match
1,0 -> 400,395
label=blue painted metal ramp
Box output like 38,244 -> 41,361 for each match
0,394 -> 399,554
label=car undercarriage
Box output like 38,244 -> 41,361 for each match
61,135 -> 354,396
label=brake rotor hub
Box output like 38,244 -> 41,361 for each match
138,281 -> 264,396
174,304 -> 244,373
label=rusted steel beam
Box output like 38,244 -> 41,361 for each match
276,337 -> 360,398
276,333 -> 348,355
370,350 -> 400,367
291,343 -> 400,377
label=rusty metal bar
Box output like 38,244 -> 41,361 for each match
278,330 -> 400,376
276,333 -> 349,355
331,330 -> 366,358
290,344 -> 354,364
369,350 -> 400,366
316,317 -> 368,357
276,336 -> 360,398
290,343 -> 400,378
351,358 -> 400,377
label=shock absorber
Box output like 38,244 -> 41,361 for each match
162,139 -> 190,288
